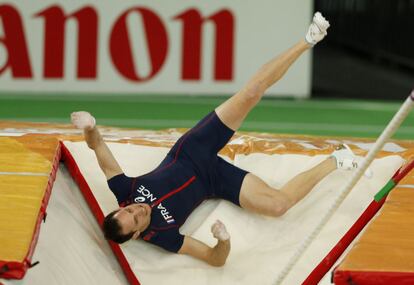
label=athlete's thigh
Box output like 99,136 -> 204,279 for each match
215,89 -> 259,132
214,157 -> 249,205
239,173 -> 288,216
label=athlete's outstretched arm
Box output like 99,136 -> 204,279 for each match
178,220 -> 230,266
71,111 -> 123,180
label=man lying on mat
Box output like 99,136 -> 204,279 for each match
70,13 -> 356,266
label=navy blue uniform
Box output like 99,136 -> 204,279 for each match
107,111 -> 248,253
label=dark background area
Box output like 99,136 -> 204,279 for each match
313,0 -> 414,100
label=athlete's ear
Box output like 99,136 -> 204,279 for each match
132,231 -> 140,240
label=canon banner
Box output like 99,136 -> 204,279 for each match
0,1 -> 311,97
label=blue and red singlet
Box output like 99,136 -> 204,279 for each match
108,111 -> 248,252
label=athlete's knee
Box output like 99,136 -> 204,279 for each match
240,82 -> 265,104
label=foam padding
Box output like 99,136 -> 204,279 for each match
0,137 -> 53,173
60,144 -> 139,285
0,175 -> 50,261
0,135 -> 60,279
3,122 -> 414,285
334,172 -> 414,285
62,133 -> 409,285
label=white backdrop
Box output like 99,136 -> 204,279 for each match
0,0 -> 312,97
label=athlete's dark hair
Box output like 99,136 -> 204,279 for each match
103,210 -> 134,244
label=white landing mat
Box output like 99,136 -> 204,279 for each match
63,141 -> 403,285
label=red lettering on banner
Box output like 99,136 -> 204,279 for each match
0,5 -> 235,83
35,6 -> 98,79
110,7 -> 168,82
210,10 -> 234,81
174,9 -> 234,81
0,4 -> 32,78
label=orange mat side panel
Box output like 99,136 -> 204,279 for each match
335,168 -> 414,284
0,136 -> 60,279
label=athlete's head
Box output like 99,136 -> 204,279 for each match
103,203 -> 152,243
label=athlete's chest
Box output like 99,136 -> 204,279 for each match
131,174 -> 196,222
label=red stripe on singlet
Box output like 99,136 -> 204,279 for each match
126,114 -> 214,202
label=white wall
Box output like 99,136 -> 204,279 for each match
0,0 -> 312,97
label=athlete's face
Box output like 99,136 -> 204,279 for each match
114,203 -> 152,239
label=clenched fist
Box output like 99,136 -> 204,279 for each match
211,220 -> 230,241
305,12 -> 330,46
71,111 -> 96,131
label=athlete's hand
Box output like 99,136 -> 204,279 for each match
305,12 -> 330,46
211,220 -> 230,241
71,111 -> 96,131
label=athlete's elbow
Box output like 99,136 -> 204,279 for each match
268,205 -> 287,217
269,199 -> 291,217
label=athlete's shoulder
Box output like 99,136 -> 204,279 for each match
107,174 -> 136,204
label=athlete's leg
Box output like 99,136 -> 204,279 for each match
215,40 -> 311,131
239,157 -> 336,217
215,13 -> 330,131
171,39 -> 310,159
